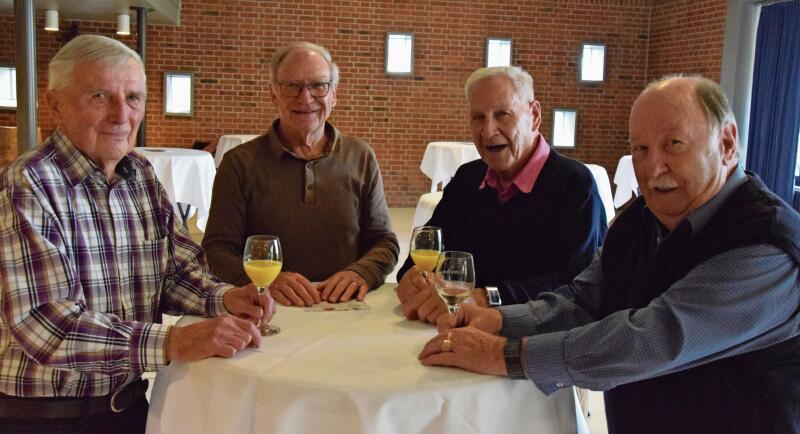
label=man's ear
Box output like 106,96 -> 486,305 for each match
44,90 -> 62,124
530,100 -> 542,132
719,122 -> 738,165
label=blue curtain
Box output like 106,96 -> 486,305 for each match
746,0 -> 800,204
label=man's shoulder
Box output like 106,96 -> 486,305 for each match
0,142 -> 62,192
543,151 -> 594,185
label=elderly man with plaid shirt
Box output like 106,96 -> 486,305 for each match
0,35 -> 274,434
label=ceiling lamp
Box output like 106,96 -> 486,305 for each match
44,9 -> 59,31
116,13 -> 130,35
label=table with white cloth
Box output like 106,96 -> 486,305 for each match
146,284 -> 585,434
136,147 -> 216,232
613,155 -> 638,208
215,134 -> 259,167
420,141 -> 481,192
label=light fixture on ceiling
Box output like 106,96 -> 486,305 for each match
116,13 -> 130,35
44,9 -> 59,32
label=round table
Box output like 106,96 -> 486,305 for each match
146,285 -> 582,434
136,147 -> 216,232
420,141 -> 481,192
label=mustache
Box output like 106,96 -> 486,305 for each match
647,176 -> 679,190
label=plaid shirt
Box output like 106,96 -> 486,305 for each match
0,130 -> 231,398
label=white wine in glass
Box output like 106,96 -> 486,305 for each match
410,226 -> 443,276
434,251 -> 475,313
243,235 -> 282,336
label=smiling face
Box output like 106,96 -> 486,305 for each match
46,58 -> 146,179
270,48 -> 337,144
628,79 -> 738,230
468,74 -> 541,183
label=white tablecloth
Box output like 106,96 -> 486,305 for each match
146,285 -> 580,434
214,134 -> 259,167
613,155 -> 638,208
136,148 -> 216,232
584,164 -> 615,224
420,141 -> 480,192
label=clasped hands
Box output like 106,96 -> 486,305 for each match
269,270 -> 368,306
398,266 -> 509,376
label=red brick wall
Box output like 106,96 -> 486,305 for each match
647,0 -> 727,82
0,0 -> 727,206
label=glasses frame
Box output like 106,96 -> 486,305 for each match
276,81 -> 332,98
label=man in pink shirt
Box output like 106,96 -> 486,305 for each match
396,66 -> 607,324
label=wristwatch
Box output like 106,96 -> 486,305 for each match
485,286 -> 502,306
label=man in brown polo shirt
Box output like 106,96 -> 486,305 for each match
203,42 -> 399,307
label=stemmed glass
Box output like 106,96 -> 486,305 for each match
410,226 -> 443,278
243,235 -> 282,336
434,251 -> 475,314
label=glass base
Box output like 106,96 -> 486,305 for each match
259,323 -> 281,336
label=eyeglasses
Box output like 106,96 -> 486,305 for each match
277,81 -> 332,98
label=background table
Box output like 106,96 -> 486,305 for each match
146,285 -> 582,434
613,155 -> 638,208
215,134 -> 259,167
136,148 -> 216,232
420,141 -> 481,192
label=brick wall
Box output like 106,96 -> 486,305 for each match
0,0 -> 727,207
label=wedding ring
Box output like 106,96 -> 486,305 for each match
441,331 -> 453,352
420,271 -> 429,278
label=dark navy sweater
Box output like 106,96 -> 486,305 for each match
398,149 -> 607,304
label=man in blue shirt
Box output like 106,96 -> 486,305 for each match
421,75 -> 800,434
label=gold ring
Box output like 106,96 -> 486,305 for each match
441,339 -> 452,352
420,270 -> 429,278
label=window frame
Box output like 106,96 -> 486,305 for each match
552,108 -> 578,149
485,37 -> 513,68
385,32 -> 415,77
163,71 -> 194,117
579,42 -> 606,83
0,64 -> 17,111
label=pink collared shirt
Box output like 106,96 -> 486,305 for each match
480,136 -> 552,203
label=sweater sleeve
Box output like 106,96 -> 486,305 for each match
201,153 -> 251,286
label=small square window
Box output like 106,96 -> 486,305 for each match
386,33 -> 414,76
0,66 -> 17,110
552,109 -> 577,148
486,38 -> 512,67
164,72 -> 193,117
580,43 -> 605,83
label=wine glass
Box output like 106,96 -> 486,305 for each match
243,235 -> 282,336
410,226 -> 443,278
434,251 -> 475,314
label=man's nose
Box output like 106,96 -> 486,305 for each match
481,118 -> 498,139
296,85 -> 315,102
107,97 -> 129,123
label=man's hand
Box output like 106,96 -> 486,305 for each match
269,272 -> 321,307
418,326 -> 508,376
223,283 -> 276,324
318,270 -> 368,303
166,315 -> 261,362
397,266 -> 447,323
436,303 -> 503,334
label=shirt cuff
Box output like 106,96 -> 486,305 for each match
205,283 -> 234,317
524,330 -> 573,395
129,322 -> 171,373
499,304 -> 539,338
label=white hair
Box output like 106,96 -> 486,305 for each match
48,34 -> 144,91
270,42 -> 340,86
464,66 -> 534,102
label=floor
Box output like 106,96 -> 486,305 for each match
168,207 -> 609,434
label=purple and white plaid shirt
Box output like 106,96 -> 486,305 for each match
0,130 -> 231,398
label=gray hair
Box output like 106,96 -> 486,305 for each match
269,42 -> 340,86
645,74 -> 737,134
464,66 -> 534,102
48,34 -> 144,91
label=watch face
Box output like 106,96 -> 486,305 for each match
486,287 -> 501,306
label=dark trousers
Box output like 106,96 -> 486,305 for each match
0,396 -> 148,434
